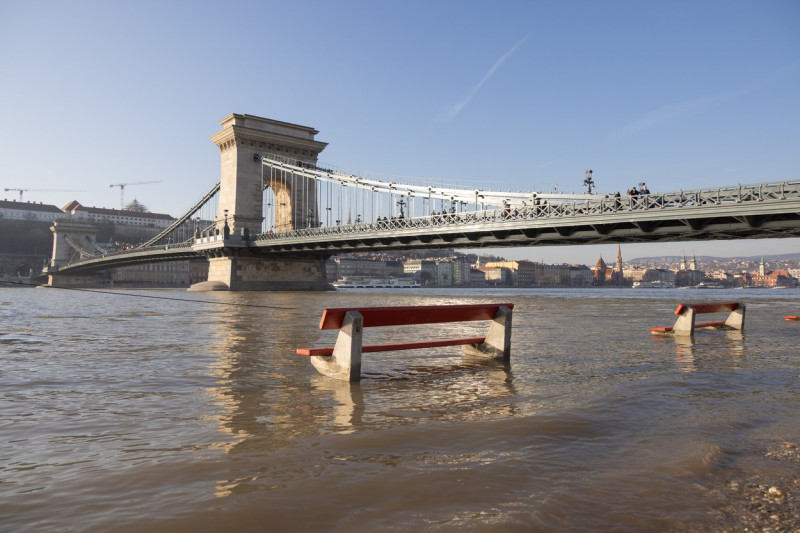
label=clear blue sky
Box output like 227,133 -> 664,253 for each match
1,0 -> 798,264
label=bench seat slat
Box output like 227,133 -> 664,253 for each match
650,320 -> 728,334
681,302 -> 739,314
318,304 -> 514,330
297,336 -> 487,356
694,320 -> 727,328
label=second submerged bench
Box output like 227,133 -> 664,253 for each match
650,302 -> 745,336
296,303 -> 514,381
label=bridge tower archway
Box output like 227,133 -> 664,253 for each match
210,114 -> 327,235
193,114 -> 331,291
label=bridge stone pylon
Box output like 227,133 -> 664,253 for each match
210,114 -> 328,235
195,114 -> 331,291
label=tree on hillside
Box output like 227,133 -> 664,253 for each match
124,199 -> 148,212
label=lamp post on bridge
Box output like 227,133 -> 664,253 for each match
396,195 -> 406,218
584,170 -> 595,194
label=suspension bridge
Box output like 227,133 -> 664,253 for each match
44,114 -> 800,290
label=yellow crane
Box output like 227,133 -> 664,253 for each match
4,188 -> 85,201
109,181 -> 161,209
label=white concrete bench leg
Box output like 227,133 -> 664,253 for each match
311,311 -> 363,382
672,306 -> 697,336
462,305 -> 513,360
724,304 -> 746,330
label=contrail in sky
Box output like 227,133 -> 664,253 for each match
440,34 -> 529,123
608,61 -> 800,143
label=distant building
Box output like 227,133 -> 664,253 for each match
642,268 -> 677,285
707,271 -> 735,286
0,199 -> 65,222
568,264 -> 594,287
593,245 -> 626,286
111,261 -> 192,287
437,261 -> 454,286
533,262 -> 572,287
403,259 -> 437,286
452,258 -> 472,286
751,261 -> 796,287
483,260 -> 537,286
675,269 -> 704,286
675,251 -> 704,286
330,257 -> 394,279
478,266 -> 513,286
469,267 -> 486,287
62,200 -> 175,230
626,268 -> 647,283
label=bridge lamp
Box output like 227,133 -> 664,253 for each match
397,195 -> 407,218
584,170 -> 595,194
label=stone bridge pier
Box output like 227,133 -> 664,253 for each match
45,219 -> 103,288
192,114 -> 332,291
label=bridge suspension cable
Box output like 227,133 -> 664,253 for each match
138,182 -> 220,248
257,156 -> 595,232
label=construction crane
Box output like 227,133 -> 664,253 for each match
4,188 -> 86,201
109,181 -> 161,209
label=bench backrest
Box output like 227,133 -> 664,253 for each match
318,303 -> 514,330
674,302 -> 740,315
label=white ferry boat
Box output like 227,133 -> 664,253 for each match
695,281 -> 725,289
332,276 -> 420,289
632,280 -> 675,289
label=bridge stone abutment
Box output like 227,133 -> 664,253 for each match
194,114 -> 331,291
45,219 -> 104,288
197,253 -> 332,291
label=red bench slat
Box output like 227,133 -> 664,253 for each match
650,326 -> 673,333
297,336 -> 487,356
650,320 -> 727,334
318,303 -> 514,330
682,302 -> 739,314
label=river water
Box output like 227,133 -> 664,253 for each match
1,286 -> 799,532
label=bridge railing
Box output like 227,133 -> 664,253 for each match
56,178 -> 800,268
250,179 -> 800,243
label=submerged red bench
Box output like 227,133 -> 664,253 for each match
650,302 -> 745,336
296,303 -> 514,381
